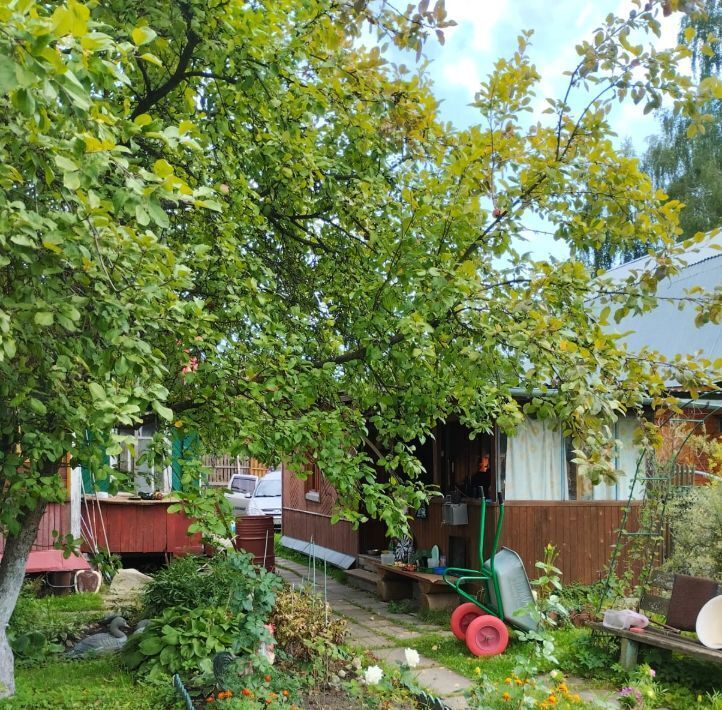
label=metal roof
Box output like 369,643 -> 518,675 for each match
606,234 -> 722,369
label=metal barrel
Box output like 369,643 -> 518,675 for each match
235,515 -> 275,571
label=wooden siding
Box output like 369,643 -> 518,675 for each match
282,465 -> 359,556
283,509 -> 358,557
80,499 -> 203,556
410,500 -> 640,585
0,457 -> 72,556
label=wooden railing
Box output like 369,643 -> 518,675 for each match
202,456 -> 269,486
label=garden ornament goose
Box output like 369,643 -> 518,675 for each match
66,616 -> 130,658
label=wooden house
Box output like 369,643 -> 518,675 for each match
282,414 -> 647,584
282,238 -> 722,585
0,455 -> 89,578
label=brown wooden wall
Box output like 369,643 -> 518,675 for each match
0,457 -> 72,556
282,466 -> 358,556
80,499 -> 203,555
410,499 -> 640,585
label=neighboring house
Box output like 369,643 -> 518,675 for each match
0,455 -> 89,580
283,237 -> 722,584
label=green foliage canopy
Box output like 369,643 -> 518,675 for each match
2,0 -> 722,541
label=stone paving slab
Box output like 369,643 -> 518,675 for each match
439,694 -> 468,709
412,666 -> 473,696
369,647 -> 435,668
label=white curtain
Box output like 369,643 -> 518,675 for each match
616,417 -> 645,500
506,418 -> 564,500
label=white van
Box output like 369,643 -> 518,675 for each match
225,474 -> 258,515
246,469 -> 282,528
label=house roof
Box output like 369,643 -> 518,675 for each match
606,233 -> 722,369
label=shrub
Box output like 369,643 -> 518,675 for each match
126,551 -> 282,681
142,551 -> 281,618
122,606 -> 246,679
665,482 -> 722,580
269,585 -> 346,661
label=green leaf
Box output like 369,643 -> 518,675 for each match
54,155 -> 79,172
139,635 -> 164,656
10,234 -> 36,248
152,401 -> 173,421
13,88 -> 35,117
28,398 -> 47,415
0,56 -> 18,95
34,312 -> 54,326
88,382 -> 105,400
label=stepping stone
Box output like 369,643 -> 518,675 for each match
439,694 -> 468,709
370,647 -> 435,668
412,666 -> 473,696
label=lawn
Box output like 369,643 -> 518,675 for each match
5,657 -> 175,709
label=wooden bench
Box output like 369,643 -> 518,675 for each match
589,575 -> 722,670
376,564 -> 460,611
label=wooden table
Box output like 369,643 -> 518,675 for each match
376,564 -> 460,610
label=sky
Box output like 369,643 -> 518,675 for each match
404,1 -> 688,259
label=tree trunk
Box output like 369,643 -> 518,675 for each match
0,503 -> 47,699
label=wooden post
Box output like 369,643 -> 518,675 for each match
619,637 -> 639,670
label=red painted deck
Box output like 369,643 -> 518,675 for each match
81,496 -> 203,556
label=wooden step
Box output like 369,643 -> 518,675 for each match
357,554 -> 383,574
345,568 -> 378,595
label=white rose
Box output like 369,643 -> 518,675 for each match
364,665 -> 383,685
404,648 -> 420,668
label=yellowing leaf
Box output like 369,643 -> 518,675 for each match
153,159 -> 174,178
134,113 -> 153,127
139,52 -> 163,67
131,26 -> 157,46
83,135 -> 115,152
51,0 -> 90,38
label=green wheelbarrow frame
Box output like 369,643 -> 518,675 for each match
442,494 -> 505,620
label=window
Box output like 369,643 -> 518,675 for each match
116,424 -> 168,494
304,462 -> 321,502
230,476 -> 257,495
501,417 -> 642,501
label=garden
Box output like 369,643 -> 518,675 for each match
4,551 -> 440,709
4,481 -> 722,710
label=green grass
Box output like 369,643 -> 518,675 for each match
4,657 -> 178,709
274,534 -> 347,584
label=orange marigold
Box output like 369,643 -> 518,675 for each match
548,695 -> 557,704
558,683 -> 568,693
206,697 -> 215,703
242,689 -> 252,697
502,692 -> 511,701
265,675 -> 272,682
282,690 -> 289,697
515,679 -> 523,686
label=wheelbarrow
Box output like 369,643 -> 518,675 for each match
443,494 -> 537,656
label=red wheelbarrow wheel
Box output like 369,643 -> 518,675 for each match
465,615 -> 509,656
450,602 -> 483,641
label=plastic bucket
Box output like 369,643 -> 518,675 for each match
236,515 -> 275,571
696,595 -> 722,649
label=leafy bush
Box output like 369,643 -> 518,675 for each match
665,482 -> 722,580
126,551 -> 282,680
122,606 -> 246,679
142,551 -> 281,618
269,585 -> 346,661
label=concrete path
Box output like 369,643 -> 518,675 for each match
275,557 -> 471,708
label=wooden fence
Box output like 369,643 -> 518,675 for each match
203,456 -> 269,486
